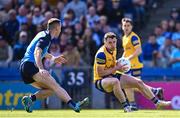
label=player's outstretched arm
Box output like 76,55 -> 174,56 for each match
45,53 -> 67,64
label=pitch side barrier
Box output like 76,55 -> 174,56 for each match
0,66 -> 180,109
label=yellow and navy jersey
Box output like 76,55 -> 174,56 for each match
93,45 -> 116,82
122,31 -> 143,69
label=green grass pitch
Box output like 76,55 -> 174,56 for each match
0,109 -> 180,118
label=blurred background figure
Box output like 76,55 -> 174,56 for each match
169,39 -> 180,68
63,40 -> 80,67
3,9 -> 19,45
13,31 -> 28,61
76,38 -> 90,66
143,33 -> 160,67
44,41 -> 61,69
0,35 -> 13,67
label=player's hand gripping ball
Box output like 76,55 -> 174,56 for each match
117,57 -> 131,72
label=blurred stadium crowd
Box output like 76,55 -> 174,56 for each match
0,0 -> 179,68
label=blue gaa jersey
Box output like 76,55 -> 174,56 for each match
22,30 -> 51,63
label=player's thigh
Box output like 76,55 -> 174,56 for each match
31,81 -> 50,89
32,72 -> 58,90
101,77 -> 120,93
120,74 -> 144,89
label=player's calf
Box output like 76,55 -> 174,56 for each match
151,88 -> 164,100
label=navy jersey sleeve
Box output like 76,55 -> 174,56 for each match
131,36 -> 140,46
96,52 -> 106,64
36,38 -> 50,50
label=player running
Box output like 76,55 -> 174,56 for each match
20,18 -> 89,113
93,32 -> 171,112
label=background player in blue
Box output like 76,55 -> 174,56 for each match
20,18 -> 88,113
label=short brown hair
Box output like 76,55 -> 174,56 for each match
104,32 -> 116,41
121,17 -> 133,25
47,18 -> 61,30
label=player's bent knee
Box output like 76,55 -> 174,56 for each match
45,90 -> 54,97
136,79 -> 144,89
111,78 -> 120,86
46,89 -> 54,95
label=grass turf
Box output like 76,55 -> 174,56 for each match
0,109 -> 180,118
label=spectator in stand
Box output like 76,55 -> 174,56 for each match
143,33 -> 160,67
57,1 -> 66,18
82,28 -> 97,65
14,23 -> 32,44
109,0 -> 124,27
119,0 -> 135,20
169,39 -> 180,68
170,8 -> 180,22
23,0 -> 32,13
59,31 -> 68,53
0,1 -> 12,24
63,40 -> 80,67
64,26 -> 75,45
3,9 -> 19,45
42,11 -> 53,29
36,24 -> 43,33
13,31 -> 28,61
26,14 -> 36,39
16,5 -> 28,25
159,37 -> 175,68
168,19 -> 176,32
133,0 -> 146,28
74,22 -> 84,40
161,20 -> 172,38
79,15 -> 88,31
96,0 -> 109,16
53,8 -> 61,19
92,20 -> 104,47
64,0 -> 87,19
62,13 -> 73,28
32,7 -> 45,25
0,35 -> 13,66
154,25 -> 166,47
41,0 -> 51,14
99,15 -> 112,35
77,38 -> 90,66
0,23 -> 6,37
66,9 -> 78,25
86,6 -> 100,28
87,0 -> 95,8
172,21 -> 180,44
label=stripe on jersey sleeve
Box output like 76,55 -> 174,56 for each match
96,52 -> 106,64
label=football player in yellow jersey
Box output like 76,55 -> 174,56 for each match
93,32 -> 171,112
120,18 -> 164,110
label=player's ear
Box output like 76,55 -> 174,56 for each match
103,38 -> 106,43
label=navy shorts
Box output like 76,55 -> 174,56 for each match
20,61 -> 39,84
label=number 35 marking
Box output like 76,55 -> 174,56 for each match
67,72 -> 85,86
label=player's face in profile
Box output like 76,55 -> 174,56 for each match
54,24 -> 61,38
122,22 -> 132,34
105,37 -> 117,51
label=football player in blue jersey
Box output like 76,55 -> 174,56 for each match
20,18 -> 88,113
